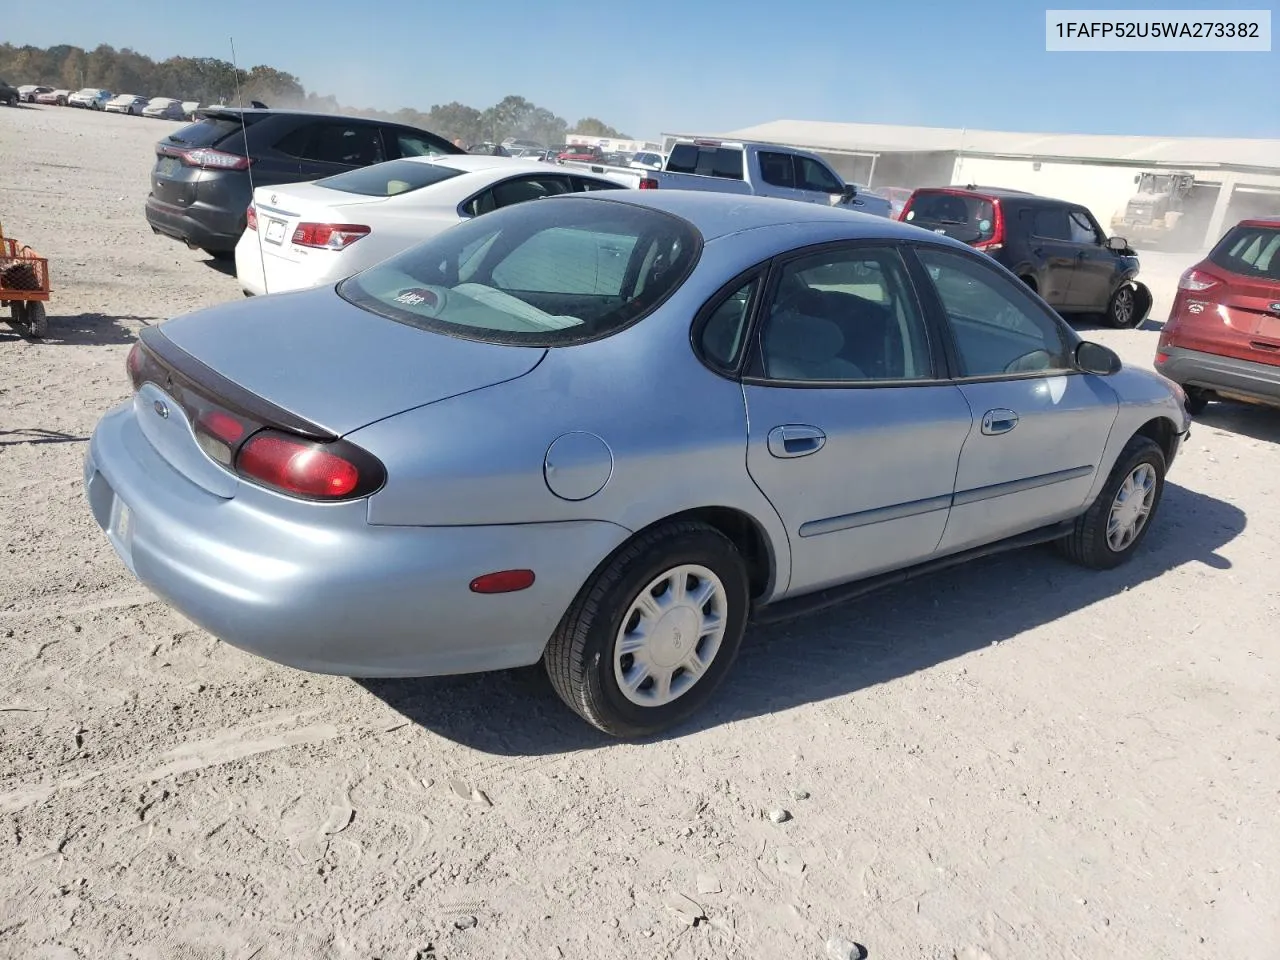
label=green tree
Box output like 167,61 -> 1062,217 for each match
573,117 -> 629,139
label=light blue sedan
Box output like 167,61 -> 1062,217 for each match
85,191 -> 1191,736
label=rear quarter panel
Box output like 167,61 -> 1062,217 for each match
347,232 -> 797,597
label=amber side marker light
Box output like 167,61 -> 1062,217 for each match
470,570 -> 537,594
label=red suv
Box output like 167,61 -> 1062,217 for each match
1155,217 -> 1280,414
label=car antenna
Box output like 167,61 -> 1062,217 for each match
230,37 -> 269,295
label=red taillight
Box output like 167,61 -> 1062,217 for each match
126,342 -> 143,388
193,408 -> 251,467
234,431 -> 383,501
291,223 -> 371,250
972,198 -> 1006,254
246,204 -> 258,231
1155,352 -> 1170,364
199,409 -> 247,444
1179,268 -> 1220,292
638,178 -> 659,190
469,570 -> 536,594
181,147 -> 252,171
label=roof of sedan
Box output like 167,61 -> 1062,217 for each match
560,190 -> 934,242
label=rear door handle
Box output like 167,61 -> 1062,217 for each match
767,424 -> 827,458
981,409 -> 1019,435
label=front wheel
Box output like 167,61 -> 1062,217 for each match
1057,435 -> 1166,570
1105,283 -> 1140,328
545,521 -> 750,737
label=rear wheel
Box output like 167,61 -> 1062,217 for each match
545,521 -> 750,737
25,302 -> 47,338
1105,284 -> 1140,328
1057,435 -> 1166,570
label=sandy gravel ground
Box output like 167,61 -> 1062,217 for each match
2,104 -> 1279,960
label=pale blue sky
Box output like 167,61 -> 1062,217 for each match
8,0 -> 1277,139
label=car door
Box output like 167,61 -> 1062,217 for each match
1066,206 -> 1119,311
738,243 -> 973,596
1025,205 -> 1078,308
792,155 -> 847,206
910,245 -> 1120,555
754,150 -> 806,204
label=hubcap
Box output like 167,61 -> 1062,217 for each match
613,564 -> 728,707
1107,463 -> 1157,552
1114,288 -> 1134,324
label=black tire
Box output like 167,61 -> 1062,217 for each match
203,248 -> 235,262
25,301 -> 48,339
1105,283 -> 1140,328
1184,388 -> 1209,415
1057,435 -> 1166,570
545,520 -> 750,737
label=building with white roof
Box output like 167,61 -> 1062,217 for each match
661,121 -> 1280,248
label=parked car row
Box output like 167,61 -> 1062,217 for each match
13,83 -> 200,118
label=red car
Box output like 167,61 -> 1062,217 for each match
558,144 -> 604,163
1155,217 -> 1280,414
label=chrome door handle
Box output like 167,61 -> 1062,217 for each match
981,409 -> 1019,436
767,424 -> 827,458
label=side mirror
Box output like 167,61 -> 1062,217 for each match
1133,175 -> 1140,184
1106,236 -> 1129,251
1075,341 -> 1121,376
841,184 -> 858,202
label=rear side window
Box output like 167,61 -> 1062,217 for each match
1209,225 -> 1280,281
904,192 -> 996,244
339,196 -> 702,346
315,159 -> 465,197
276,122 -> 386,166
666,144 -> 744,180
758,152 -> 795,188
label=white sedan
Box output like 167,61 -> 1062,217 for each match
235,155 -> 625,296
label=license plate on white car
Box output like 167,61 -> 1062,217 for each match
265,218 -> 287,245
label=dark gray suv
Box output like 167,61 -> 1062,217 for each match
145,108 -> 463,259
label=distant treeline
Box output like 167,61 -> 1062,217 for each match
0,42 -> 630,146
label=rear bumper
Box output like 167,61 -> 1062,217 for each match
1156,345 -> 1280,407
234,230 -> 349,297
84,401 -> 629,678
145,196 -> 244,253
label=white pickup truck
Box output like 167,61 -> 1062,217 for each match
558,139 -> 892,217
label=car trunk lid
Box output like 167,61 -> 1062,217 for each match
249,181 -> 391,267
151,114 -> 257,207
155,285 -> 546,437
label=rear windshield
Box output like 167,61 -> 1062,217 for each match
904,191 -> 997,244
1209,224 -> 1280,281
339,196 -> 702,346
666,144 -> 744,180
165,113 -> 263,148
316,159 -> 465,197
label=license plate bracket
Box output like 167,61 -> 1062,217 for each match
265,218 -> 287,245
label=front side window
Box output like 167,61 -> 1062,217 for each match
916,246 -> 1072,377
755,247 -> 932,382
1069,209 -> 1102,245
340,197 -> 701,345
795,156 -> 843,194
1032,207 -> 1072,241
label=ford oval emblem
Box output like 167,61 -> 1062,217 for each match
1270,302 -> 1280,313
153,399 -> 169,419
